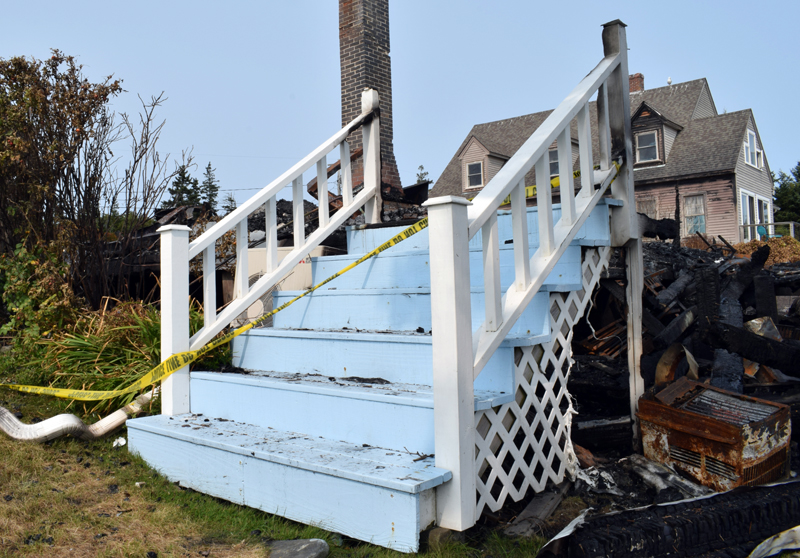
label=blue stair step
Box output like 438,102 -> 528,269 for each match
127,414 -> 449,552
190,371 -> 514,454
345,200 -> 618,255
272,288 -> 550,334
308,244 -> 582,292
232,329 -> 543,393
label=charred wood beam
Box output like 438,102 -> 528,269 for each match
653,305 -> 696,350
703,321 -> 800,372
600,279 -> 665,335
754,273 -> 778,322
654,269 -> 693,308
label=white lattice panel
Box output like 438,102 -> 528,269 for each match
475,246 -> 611,515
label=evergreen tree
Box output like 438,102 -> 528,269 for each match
221,192 -> 238,216
200,162 -> 220,212
774,162 -> 800,223
161,164 -> 200,208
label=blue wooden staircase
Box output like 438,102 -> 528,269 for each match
127,20 -> 642,553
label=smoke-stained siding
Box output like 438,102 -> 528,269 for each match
634,176 -> 738,239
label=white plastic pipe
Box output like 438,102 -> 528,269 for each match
0,390 -> 155,442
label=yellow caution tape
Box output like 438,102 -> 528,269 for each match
1,218 -> 429,401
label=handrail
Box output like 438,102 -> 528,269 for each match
158,89 -> 384,414
467,52 -> 620,238
465,50 -> 624,379
188,111 -> 369,259
424,20 -> 637,532
739,221 -> 799,240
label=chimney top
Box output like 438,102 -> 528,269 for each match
629,73 -> 645,93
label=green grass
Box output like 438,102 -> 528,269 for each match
0,390 -> 547,558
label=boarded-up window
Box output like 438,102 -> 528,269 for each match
685,194 -> 705,235
636,198 -> 658,219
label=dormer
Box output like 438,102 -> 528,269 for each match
631,101 -> 683,168
458,136 -> 509,193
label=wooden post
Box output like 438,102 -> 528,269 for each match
362,89 -> 382,224
423,195 -> 476,532
158,225 -> 191,416
602,19 -> 644,447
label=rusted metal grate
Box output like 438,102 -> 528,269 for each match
680,389 -> 776,426
638,377 -> 791,491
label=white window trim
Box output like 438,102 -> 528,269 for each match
744,130 -> 763,170
740,188 -> 772,240
635,131 -> 659,163
548,149 -> 559,177
465,160 -> 483,191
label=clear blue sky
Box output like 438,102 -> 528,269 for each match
3,0 -> 798,206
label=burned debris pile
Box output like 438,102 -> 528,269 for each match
526,237 -> 800,556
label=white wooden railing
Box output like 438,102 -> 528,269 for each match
424,20 -> 641,530
157,89 -> 383,415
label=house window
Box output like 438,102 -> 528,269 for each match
740,190 -> 771,240
636,132 -> 658,162
684,194 -> 705,235
744,130 -> 763,169
549,150 -> 559,176
467,161 -> 483,188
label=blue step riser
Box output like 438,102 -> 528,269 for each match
232,332 -> 516,394
272,289 -> 549,334
128,426 -> 434,552
346,203 -> 612,254
191,375 -> 436,454
310,244 -> 582,292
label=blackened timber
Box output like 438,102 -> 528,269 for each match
754,274 -> 778,322
654,269 -> 693,308
600,278 -> 665,335
653,305 -> 696,350
703,321 -> 800,372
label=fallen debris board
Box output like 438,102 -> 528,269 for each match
537,480 -> 800,558
505,482 -> 571,538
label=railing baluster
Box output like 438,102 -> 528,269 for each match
482,213 -> 502,332
535,155 -> 554,257
234,220 -> 249,300
265,195 -> 278,273
203,246 -> 216,328
317,156 -> 329,227
557,128 -> 575,225
511,180 -> 531,290
292,175 -> 305,248
597,83 -> 611,171
577,102 -> 594,199
340,141 -> 353,207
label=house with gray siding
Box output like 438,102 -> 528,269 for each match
431,74 -> 774,242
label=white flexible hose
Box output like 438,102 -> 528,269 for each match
0,389 -> 156,442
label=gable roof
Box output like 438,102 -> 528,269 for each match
431,77 -> 746,197
634,109 -> 752,184
629,78 -> 709,127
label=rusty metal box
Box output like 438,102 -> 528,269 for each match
638,377 -> 791,491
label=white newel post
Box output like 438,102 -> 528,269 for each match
361,89 -> 382,224
423,196 -> 476,531
158,225 -> 191,416
602,19 -> 645,446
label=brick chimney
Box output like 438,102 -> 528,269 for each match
339,0 -> 402,193
629,73 -> 645,92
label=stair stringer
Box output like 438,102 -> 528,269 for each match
473,246 -> 610,516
